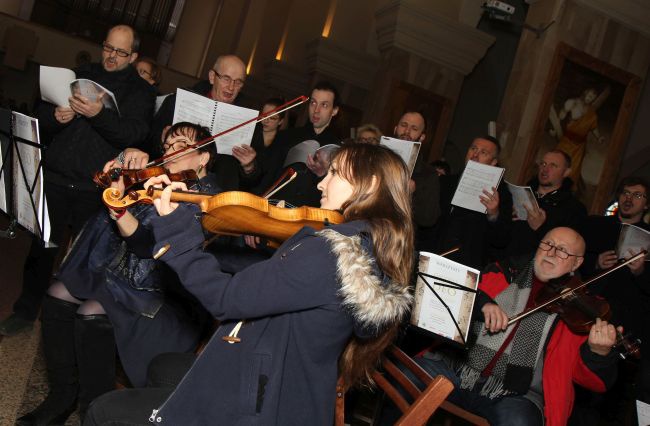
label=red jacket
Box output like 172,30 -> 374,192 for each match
480,269 -> 616,425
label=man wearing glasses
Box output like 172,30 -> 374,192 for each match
145,55 -> 252,191
0,24 -> 155,339
579,177 -> 649,420
399,226 -> 619,426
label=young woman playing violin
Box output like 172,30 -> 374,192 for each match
84,143 -> 414,426
17,123 -> 219,426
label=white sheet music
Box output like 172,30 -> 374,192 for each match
616,223 -> 650,261
637,400 -> 650,426
411,252 -> 479,344
40,65 -> 76,107
11,112 -> 50,242
173,89 -> 257,156
379,136 -> 421,177
451,160 -> 505,214
506,181 -> 539,220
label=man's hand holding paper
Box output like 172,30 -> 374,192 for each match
69,92 -> 104,118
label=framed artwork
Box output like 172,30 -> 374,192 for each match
520,42 -> 642,214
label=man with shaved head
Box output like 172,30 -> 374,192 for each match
401,227 -> 619,425
144,54 -> 254,191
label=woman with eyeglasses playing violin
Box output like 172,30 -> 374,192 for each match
84,143 -> 414,426
17,123 -> 220,426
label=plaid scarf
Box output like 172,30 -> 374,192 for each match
452,261 -> 557,399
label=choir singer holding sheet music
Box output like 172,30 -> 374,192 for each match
0,24 -> 155,337
434,136 -> 513,269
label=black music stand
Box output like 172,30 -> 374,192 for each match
409,268 -> 479,348
0,107 -> 53,246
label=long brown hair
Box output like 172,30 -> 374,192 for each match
332,144 -> 414,388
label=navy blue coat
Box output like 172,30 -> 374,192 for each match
146,206 -> 412,425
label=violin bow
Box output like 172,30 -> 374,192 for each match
147,95 -> 309,168
506,250 -> 648,326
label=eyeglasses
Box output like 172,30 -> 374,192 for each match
621,190 -> 647,200
102,42 -> 131,58
162,140 -> 190,153
538,241 -> 583,260
212,70 -> 244,88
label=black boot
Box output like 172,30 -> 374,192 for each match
74,313 -> 116,422
16,296 -> 78,426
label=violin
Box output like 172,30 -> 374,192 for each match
505,251 -> 647,359
92,96 -> 309,190
93,166 -> 198,189
102,188 -> 343,246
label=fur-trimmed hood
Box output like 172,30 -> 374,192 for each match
317,227 -> 412,337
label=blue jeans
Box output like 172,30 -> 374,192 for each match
378,353 -> 543,426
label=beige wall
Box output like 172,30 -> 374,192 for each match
498,0 -> 650,212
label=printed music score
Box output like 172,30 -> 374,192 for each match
173,88 -> 258,156
410,252 -> 479,345
451,160 -> 505,214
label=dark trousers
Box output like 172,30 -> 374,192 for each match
14,180 -> 102,320
85,352 -> 196,426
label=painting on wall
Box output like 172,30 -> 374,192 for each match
521,43 -> 642,214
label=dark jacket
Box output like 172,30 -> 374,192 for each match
264,124 -> 340,207
434,172 -> 513,270
38,63 -> 155,191
581,214 -> 650,339
411,156 -> 441,229
146,212 -> 411,425
506,177 -> 587,259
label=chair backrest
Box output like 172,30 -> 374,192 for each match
334,345 -> 454,426
373,345 -> 454,425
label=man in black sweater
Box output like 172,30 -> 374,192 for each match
262,81 -> 341,207
435,136 -> 513,270
145,54 -> 254,191
0,25 -> 155,336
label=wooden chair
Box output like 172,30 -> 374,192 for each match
335,345 -> 454,426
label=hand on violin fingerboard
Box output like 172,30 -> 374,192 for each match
587,318 -> 620,356
102,158 -> 126,194
145,176 -> 187,216
481,303 -> 509,333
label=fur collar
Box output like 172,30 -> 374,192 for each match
317,228 -> 412,332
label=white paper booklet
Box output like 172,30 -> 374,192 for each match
172,88 -> 258,156
283,140 -> 320,167
410,252 -> 479,344
616,223 -> 650,261
379,136 -> 421,177
637,400 -> 650,426
451,160 -> 505,214
506,181 -> 539,220
40,66 -> 120,114
9,112 -> 51,243
155,93 -> 172,114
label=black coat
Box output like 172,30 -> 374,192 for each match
145,212 -> 411,425
434,172 -> 513,270
264,125 -> 341,207
506,178 -> 587,259
38,63 -> 155,191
